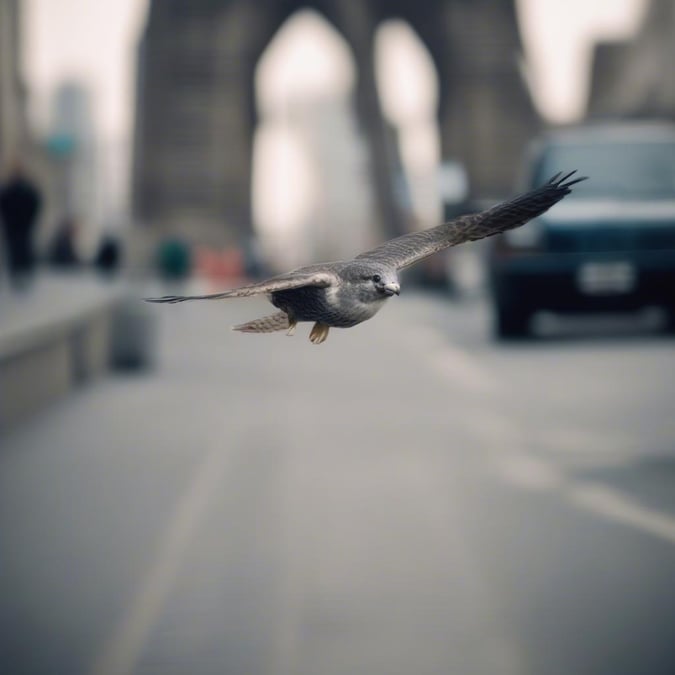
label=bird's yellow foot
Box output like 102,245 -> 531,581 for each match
309,322 -> 330,344
286,320 -> 297,336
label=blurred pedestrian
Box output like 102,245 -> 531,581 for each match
48,217 -> 80,268
0,160 -> 42,288
94,234 -> 122,276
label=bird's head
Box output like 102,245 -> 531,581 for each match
345,263 -> 400,300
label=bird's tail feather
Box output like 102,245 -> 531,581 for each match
232,311 -> 290,333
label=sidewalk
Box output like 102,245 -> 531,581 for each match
0,272 -> 129,429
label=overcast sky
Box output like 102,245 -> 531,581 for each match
23,0 -> 647,137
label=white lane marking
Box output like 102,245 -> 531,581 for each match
90,445 -> 229,675
431,344 -> 499,395
495,452 -> 566,491
532,426 -> 642,464
404,324 -> 500,396
412,326 -> 675,548
498,452 -> 675,546
489,421 -> 675,547
568,481 -> 675,544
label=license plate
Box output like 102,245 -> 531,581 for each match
576,262 -> 636,295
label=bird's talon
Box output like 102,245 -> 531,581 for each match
309,322 -> 330,344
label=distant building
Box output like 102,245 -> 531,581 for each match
45,81 -> 101,252
587,0 -> 675,120
0,0 -> 27,165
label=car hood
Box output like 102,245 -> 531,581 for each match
541,199 -> 675,226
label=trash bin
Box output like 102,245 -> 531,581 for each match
110,294 -> 157,370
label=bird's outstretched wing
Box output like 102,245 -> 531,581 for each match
356,171 -> 587,271
145,269 -> 336,304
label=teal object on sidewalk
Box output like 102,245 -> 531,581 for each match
157,239 -> 191,280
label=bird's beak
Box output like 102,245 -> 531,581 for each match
383,282 -> 400,296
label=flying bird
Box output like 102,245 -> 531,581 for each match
146,171 -> 586,344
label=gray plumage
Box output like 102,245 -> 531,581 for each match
146,171 -> 586,344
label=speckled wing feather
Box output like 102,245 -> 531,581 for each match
356,171 -> 587,271
145,269 -> 337,304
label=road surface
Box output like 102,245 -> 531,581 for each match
2,289 -> 675,674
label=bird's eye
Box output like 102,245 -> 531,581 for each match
372,274 -> 381,283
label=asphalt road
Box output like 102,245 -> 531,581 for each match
2,288 -> 675,675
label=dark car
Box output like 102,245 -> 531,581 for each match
487,122 -> 675,338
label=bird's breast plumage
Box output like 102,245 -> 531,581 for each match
270,282 -> 387,327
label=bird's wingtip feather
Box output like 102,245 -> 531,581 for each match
547,169 -> 588,191
144,296 -> 182,304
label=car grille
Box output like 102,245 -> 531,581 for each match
545,226 -> 675,252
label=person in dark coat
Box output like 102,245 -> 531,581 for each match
94,234 -> 122,276
0,163 -> 43,286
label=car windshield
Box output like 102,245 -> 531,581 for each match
534,138 -> 675,200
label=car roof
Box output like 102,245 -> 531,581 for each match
539,121 -> 675,145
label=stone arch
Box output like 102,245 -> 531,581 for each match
132,0 -> 539,257
133,0 -> 406,251
401,0 -> 541,199
248,2 -> 407,240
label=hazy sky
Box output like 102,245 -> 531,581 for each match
517,0 -> 647,121
24,0 -> 148,138
24,0 -> 647,139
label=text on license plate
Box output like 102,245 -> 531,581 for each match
576,262 -> 636,295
